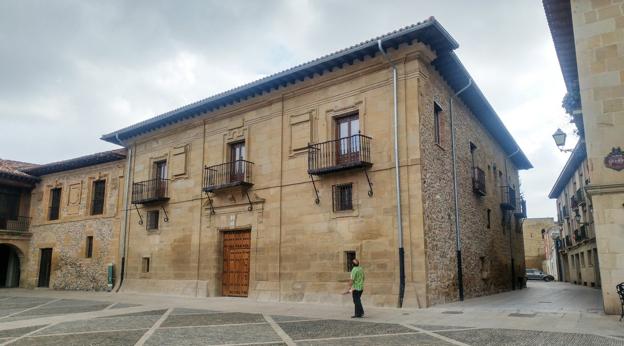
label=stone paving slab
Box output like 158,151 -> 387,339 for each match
45,299 -> 109,307
170,308 -> 220,315
33,315 -> 161,335
161,312 -> 265,327
0,308 -> 32,317
147,324 -> 281,345
0,325 -> 43,338
277,319 -> 414,340
11,329 -> 147,346
411,324 -> 475,331
109,303 -> 141,309
13,303 -> 111,316
297,333 -> 452,346
437,328 -> 624,346
271,315 -> 321,322
100,308 -> 168,318
0,297 -> 52,309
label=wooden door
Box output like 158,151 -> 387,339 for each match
38,248 -> 52,288
335,114 -> 360,165
222,230 -> 250,297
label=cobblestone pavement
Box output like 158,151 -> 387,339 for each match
0,292 -> 621,346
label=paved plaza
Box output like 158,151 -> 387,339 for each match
0,282 -> 620,345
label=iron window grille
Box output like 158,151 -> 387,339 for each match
472,167 -> 486,196
48,188 -> 62,221
345,251 -> 356,272
146,210 -> 159,230
91,180 -> 106,215
85,236 -> 93,258
333,183 -> 353,212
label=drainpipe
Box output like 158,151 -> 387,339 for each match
115,134 -> 132,292
504,148 -> 520,290
377,39 -> 405,308
449,78 -> 472,301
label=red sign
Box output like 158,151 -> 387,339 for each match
604,147 -> 624,171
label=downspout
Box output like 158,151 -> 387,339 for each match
449,78 -> 472,301
377,39 -> 405,308
116,134 -> 132,292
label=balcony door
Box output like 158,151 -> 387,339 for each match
335,114 -> 360,165
229,142 -> 246,183
152,160 -> 167,198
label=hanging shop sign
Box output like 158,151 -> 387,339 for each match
604,147 -> 624,171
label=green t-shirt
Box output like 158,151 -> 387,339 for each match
350,266 -> 364,291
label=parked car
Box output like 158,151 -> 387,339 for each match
526,268 -> 555,281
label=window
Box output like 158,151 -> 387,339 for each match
335,113 -> 360,164
147,210 -> 159,230
434,102 -> 442,145
153,160 -> 167,180
587,249 -> 593,266
580,252 -> 585,267
141,257 -> 150,273
48,188 -> 62,221
345,251 -> 356,272
85,236 -> 93,258
229,141 -> 246,183
486,209 -> 491,229
90,180 -> 106,215
333,183 -> 353,212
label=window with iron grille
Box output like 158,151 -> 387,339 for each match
146,210 -> 159,230
85,236 -> 93,258
333,183 -> 353,212
91,180 -> 106,215
434,102 -> 442,145
142,257 -> 150,273
345,251 -> 356,272
48,188 -> 62,221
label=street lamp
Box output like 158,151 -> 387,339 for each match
552,128 -> 573,153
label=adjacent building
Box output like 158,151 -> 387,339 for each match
0,18 -> 532,308
544,0 -> 624,314
522,218 -> 556,270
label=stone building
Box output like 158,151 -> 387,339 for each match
544,0 -> 624,314
0,151 -> 126,291
100,18 -> 531,307
522,218 -> 556,270
549,143 -> 601,288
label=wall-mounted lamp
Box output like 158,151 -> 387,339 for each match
552,128 -> 573,153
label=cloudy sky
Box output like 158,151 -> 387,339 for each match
0,0 -> 577,218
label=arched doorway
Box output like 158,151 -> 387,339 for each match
0,244 -> 21,288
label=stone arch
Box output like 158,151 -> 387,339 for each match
0,243 -> 24,288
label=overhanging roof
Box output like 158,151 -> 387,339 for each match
548,140 -> 586,198
23,149 -> 127,177
543,0 -> 578,94
102,17 -> 532,170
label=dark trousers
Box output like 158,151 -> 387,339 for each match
352,290 -> 364,317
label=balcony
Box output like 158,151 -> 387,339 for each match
515,198 -> 527,219
500,186 -> 516,210
575,188 -> 586,207
565,235 -> 572,249
570,195 -> 579,210
0,216 -> 30,232
131,178 -> 169,204
562,206 -> 570,219
472,167 -> 486,196
203,160 -> 254,193
308,134 -> 372,175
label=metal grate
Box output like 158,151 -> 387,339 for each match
333,183 -> 353,212
308,134 -> 372,175
91,180 -> 106,215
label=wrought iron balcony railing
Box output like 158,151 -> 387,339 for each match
203,160 -> 254,193
0,216 -> 30,232
575,188 -> 586,207
562,205 -> 569,219
570,195 -> 579,210
515,198 -> 527,219
308,134 -> 372,175
500,186 -> 516,210
131,178 -> 169,204
472,167 -> 486,196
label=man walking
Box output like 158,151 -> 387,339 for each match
344,258 -> 364,318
